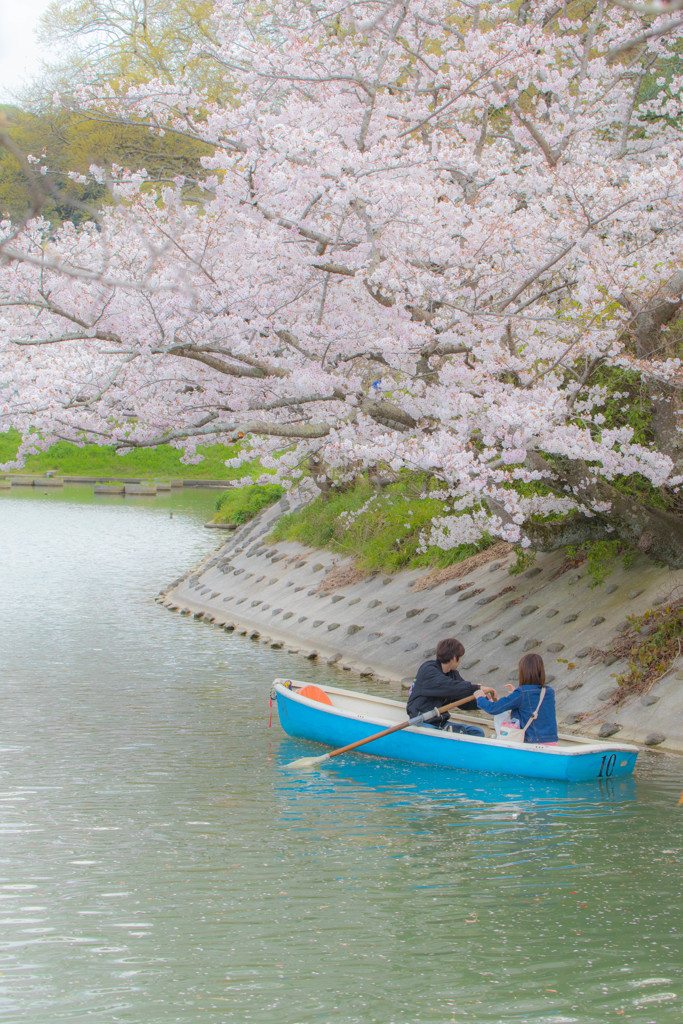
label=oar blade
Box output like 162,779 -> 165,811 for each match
286,752 -> 331,770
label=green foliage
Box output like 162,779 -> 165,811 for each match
509,546 -> 536,576
563,540 -> 639,588
0,104 -> 211,225
611,602 -> 683,702
502,477 -> 553,500
270,473 -> 495,573
638,44 -> 683,132
584,365 -> 653,447
566,540 -> 616,587
611,473 -> 671,511
0,429 -> 254,479
621,549 -> 636,571
561,363 -> 678,513
213,484 -> 284,525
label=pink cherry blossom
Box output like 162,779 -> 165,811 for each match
1,2 -> 682,561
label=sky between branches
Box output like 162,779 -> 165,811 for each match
0,0 -> 51,102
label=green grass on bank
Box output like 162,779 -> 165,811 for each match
270,474 -> 495,574
0,430 -> 253,480
0,429 -> 285,529
214,483 -> 284,525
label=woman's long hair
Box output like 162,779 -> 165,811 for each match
518,652 -> 546,687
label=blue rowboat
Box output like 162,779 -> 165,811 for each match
273,679 -> 639,782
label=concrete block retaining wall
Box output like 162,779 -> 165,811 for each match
5,476 -> 64,487
2,475 -> 230,494
159,494 -> 683,754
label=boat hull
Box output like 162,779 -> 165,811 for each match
274,680 -> 638,782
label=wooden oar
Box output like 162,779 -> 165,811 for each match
286,693 -> 481,769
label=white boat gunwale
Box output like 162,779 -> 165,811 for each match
273,677 -> 640,757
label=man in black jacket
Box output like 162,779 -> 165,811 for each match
406,637 -> 496,736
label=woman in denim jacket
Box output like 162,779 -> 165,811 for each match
476,653 -> 558,744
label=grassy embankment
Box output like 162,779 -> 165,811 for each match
0,431 -> 283,527
272,475 -> 683,698
0,430 -> 246,480
270,474 -> 497,574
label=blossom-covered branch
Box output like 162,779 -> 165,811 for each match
1,0 -> 682,563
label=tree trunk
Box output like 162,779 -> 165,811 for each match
620,270 -> 683,357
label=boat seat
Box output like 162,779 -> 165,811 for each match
297,685 -> 333,705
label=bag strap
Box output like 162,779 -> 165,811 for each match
520,686 -> 546,736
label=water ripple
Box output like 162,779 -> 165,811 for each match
0,488 -> 681,1023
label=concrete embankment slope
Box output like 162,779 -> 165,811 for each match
159,494 -> 683,754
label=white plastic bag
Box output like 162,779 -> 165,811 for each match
494,713 -> 525,744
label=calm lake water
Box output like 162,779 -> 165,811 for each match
0,486 -> 681,1024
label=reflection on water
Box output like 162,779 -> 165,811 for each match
278,740 -> 638,810
0,487 -> 681,1024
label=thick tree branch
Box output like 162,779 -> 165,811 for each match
608,16 -> 683,60
171,343 -> 288,378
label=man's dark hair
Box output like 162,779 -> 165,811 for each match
518,652 -> 546,687
436,638 -> 465,664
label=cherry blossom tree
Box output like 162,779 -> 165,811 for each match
35,0 -> 224,98
1,0 -> 683,564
